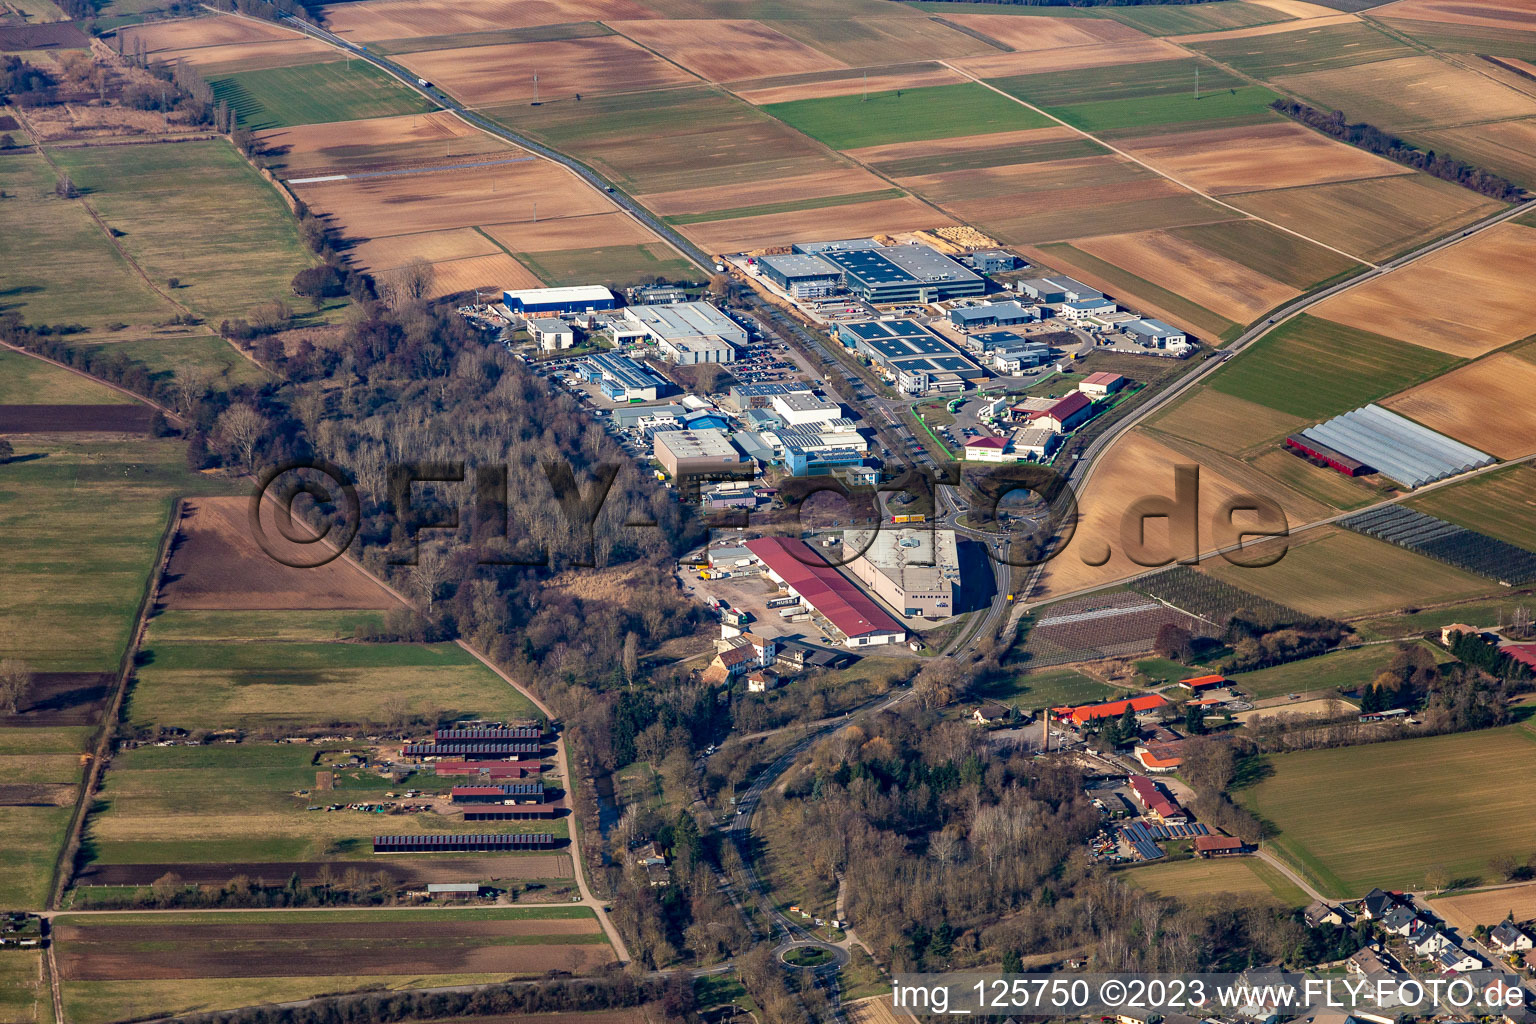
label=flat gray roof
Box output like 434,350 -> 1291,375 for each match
624,301 -> 743,342
1301,404 -> 1494,489
759,253 -> 841,279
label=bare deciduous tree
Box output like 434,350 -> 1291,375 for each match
212,403 -> 269,473
0,659 -> 31,714
382,258 -> 435,311
410,544 -> 452,612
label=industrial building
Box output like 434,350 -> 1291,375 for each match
963,249 -> 1017,274
963,435 -> 1024,463
503,285 -> 615,315
1124,318 -> 1188,349
373,834 -> 556,853
772,392 -> 843,427
949,300 -> 1039,329
1291,404 -> 1494,488
836,319 -> 983,394
1016,276 -> 1101,304
622,301 -> 746,363
1078,372 -> 1127,397
842,527 -> 960,619
582,352 -> 668,402
527,317 -> 575,350
744,536 -> 906,646
754,252 -> 844,298
653,428 -> 747,478
1060,297 -> 1117,320
721,381 -> 813,413
402,741 -> 541,759
1025,391 -> 1094,433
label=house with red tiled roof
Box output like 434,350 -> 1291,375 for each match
1052,693 -> 1168,726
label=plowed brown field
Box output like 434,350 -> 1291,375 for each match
1373,0 -> 1536,30
609,19 -> 845,80
953,37 -> 1186,77
397,36 -> 694,107
735,63 -> 968,104
257,112 -> 513,177
119,15 -> 311,55
482,212 -> 659,252
1382,351 -> 1536,459
320,0 -> 661,43
636,166 -> 891,216
941,13 -> 1146,50
1075,229 -> 1297,322
682,196 -> 953,252
160,497 -> 398,611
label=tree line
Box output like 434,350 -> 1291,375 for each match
1272,99 -> 1524,201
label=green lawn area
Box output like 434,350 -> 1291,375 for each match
0,725 -> 92,909
0,149 -> 176,329
49,141 -> 320,325
0,435 -> 239,673
1409,464 -> 1536,553
1228,642 -> 1446,699
1208,314 -> 1459,420
125,640 -> 537,731
762,82 -> 1052,150
1187,21 -> 1417,78
75,335 -> 273,389
979,667 -> 1119,712
84,741 -> 563,867
511,242 -> 695,288
0,348 -> 125,404
210,60 -> 437,130
144,610 -> 387,644
0,949 -> 50,1024
1046,87 -> 1281,134
1123,854 -> 1308,907
1240,721 -> 1536,897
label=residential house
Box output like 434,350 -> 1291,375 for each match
1434,945 -> 1482,973
745,670 -> 780,693
970,699 -> 1014,726
1412,930 -> 1452,957
1490,921 -> 1533,953
1360,887 -> 1401,921
1380,905 -> 1424,937
1347,946 -> 1396,979
1304,901 -> 1347,929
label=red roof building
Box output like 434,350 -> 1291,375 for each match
1128,774 -> 1184,822
1194,835 -> 1248,856
1053,693 -> 1168,726
744,537 -> 906,646
964,436 -> 1008,450
433,760 -> 544,778
1501,643 -> 1536,671
1179,674 -> 1225,691
1026,391 -> 1093,432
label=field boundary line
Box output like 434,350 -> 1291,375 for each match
936,59 -> 1381,268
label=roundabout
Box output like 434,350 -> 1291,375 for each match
779,940 -> 847,970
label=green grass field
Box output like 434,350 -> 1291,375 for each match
73,335 -> 272,389
1228,642 -> 1445,699
0,725 -> 92,908
83,741 -> 562,868
49,141 -> 319,324
979,667 -> 1120,712
1240,722 -> 1536,897
867,133 -> 1106,177
1048,87 -> 1281,134
0,348 -> 125,404
1188,21 -> 1416,77
125,640 -> 536,731
209,60 -> 436,130
1123,855 -> 1308,907
0,950 -> 50,1024
993,58 -> 1249,108
0,150 -> 177,329
0,435 -> 239,673
1408,465 -> 1536,553
144,610 -> 387,644
1208,527 -> 1494,621
762,82 -> 1051,150
1353,598 -> 1536,642
510,243 -> 695,287
1208,314 -> 1458,419
1166,219 -> 1364,292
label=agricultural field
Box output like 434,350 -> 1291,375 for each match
116,14 -> 332,67
254,111 -> 514,177
1309,222 -> 1536,359
609,19 -> 845,81
733,62 -> 969,105
1274,55 -> 1536,132
1162,219 -> 1362,290
1205,526 -> 1493,620
1436,880 -> 1536,935
761,82 -> 1052,150
509,243 -> 697,288
0,148 -> 177,330
1240,722 -> 1536,896
73,334 -> 273,390
1130,565 -> 1305,627
1104,0 -> 1293,35
1408,466 -> 1536,554
679,197 -> 950,253
1381,351 -> 1536,459
1020,590 -> 1219,666
1123,855 -> 1307,907
637,166 -> 896,218
1185,20 -> 1415,76
160,497 -> 399,612
1227,642 -> 1437,699
318,0 -> 660,44
1341,505 -> 1536,586
0,348 -> 124,404
1206,314 -> 1457,420
1407,118 -> 1536,191
978,666 -> 1120,712
145,609 -> 388,644
1224,173 -> 1503,262
209,60 -> 437,130
953,36 -> 1189,79
0,724 -> 92,907
124,639 -> 537,733
49,141 -> 321,325
1112,120 -> 1410,196
80,741 -> 568,872
0,435 -> 238,674
0,950 -> 50,1024
396,36 -> 694,108
752,18 -> 996,67
54,907 -> 612,1024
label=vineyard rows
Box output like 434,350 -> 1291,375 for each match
1341,505 -> 1536,585
1131,566 -> 1305,628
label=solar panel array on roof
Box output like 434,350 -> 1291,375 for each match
1119,822 -> 1164,861
1342,504 -> 1536,584
1299,404 -> 1494,488
373,833 -> 556,852
463,806 -> 558,820
1144,822 -> 1209,839
435,726 -> 542,742
403,742 -> 541,757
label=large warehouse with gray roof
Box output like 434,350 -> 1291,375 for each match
1290,404 -> 1494,488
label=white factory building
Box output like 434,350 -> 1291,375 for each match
842,527 -> 961,619
622,301 -> 747,364
771,392 -> 844,427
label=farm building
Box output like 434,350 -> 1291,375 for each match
841,527 -> 960,619
582,352 -> 667,402
403,741 -> 541,759
1285,433 -> 1369,477
1178,675 -> 1225,693
1078,372 -> 1127,397
435,725 -> 543,742
1128,774 -> 1186,823
1016,276 -> 1101,304
622,301 -> 745,364
434,760 -> 543,778
373,833 -> 557,852
503,285 -> 615,315
1134,741 -> 1185,773
1194,835 -> 1250,857
804,240 -> 985,303
653,429 -> 747,478
744,536 -> 906,646
1124,318 -> 1188,349
1054,693 -> 1168,725
425,883 -> 483,898
949,300 -> 1038,329
754,252 -> 844,298
449,782 -> 545,804
772,392 -> 842,427
1294,404 -> 1495,488
463,804 -> 560,820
